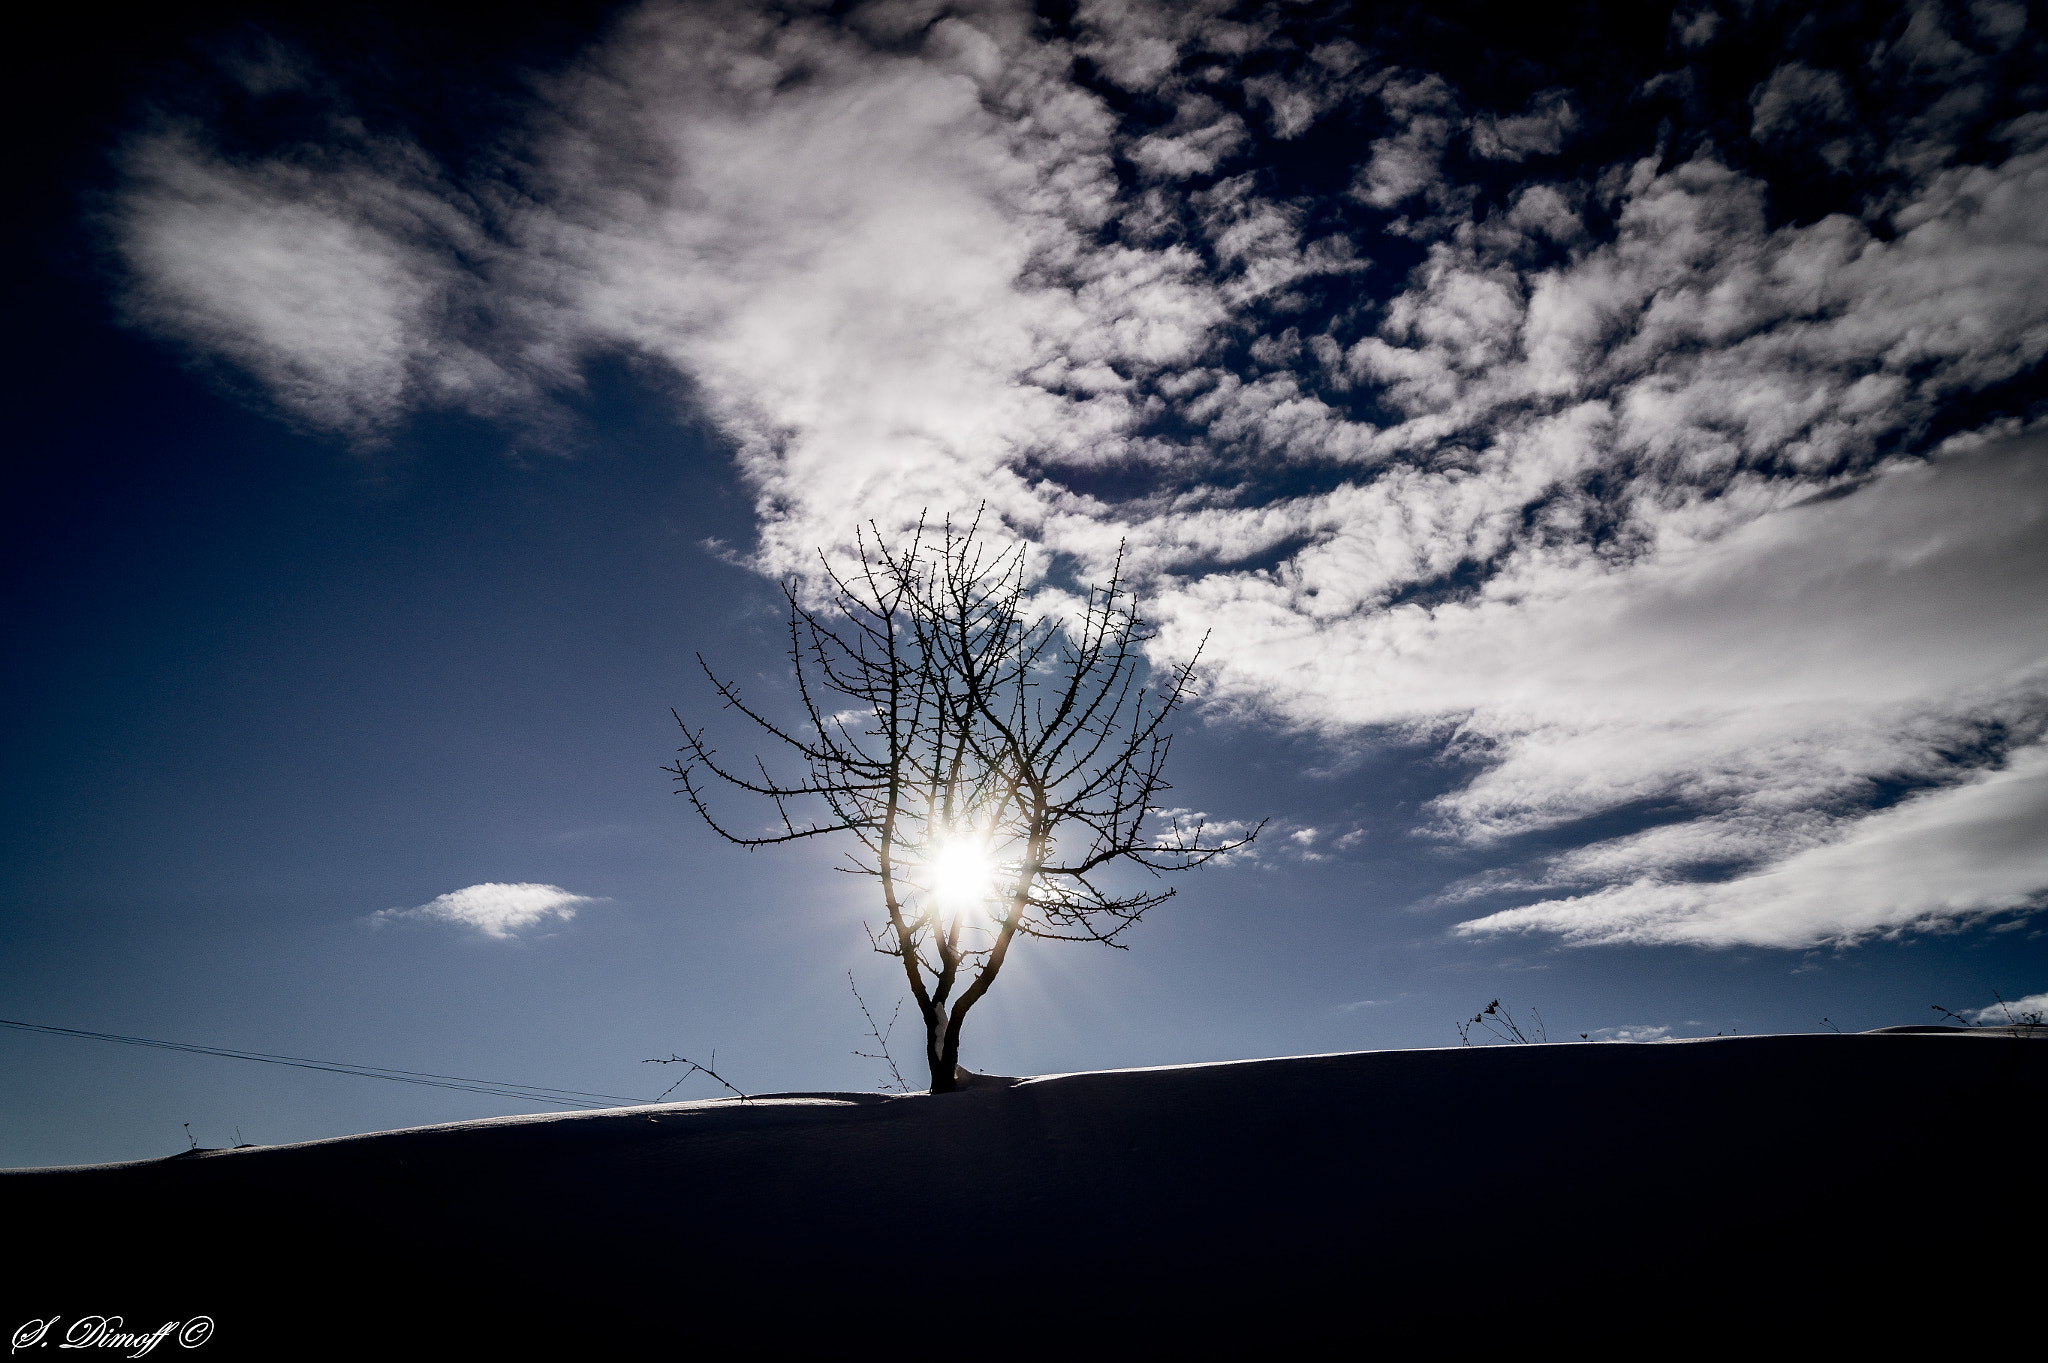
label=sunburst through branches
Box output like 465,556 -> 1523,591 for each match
669,511 -> 1265,1092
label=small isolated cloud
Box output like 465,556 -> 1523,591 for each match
1585,1025 -> 1674,1043
373,882 -> 598,938
1337,994 -> 1412,1012
1970,991 -> 2048,1024
1287,827 -> 1328,862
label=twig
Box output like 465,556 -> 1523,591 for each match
1936,992 -> 2046,1034
1460,999 -> 1537,1045
1986,989 -> 2044,1028
849,971 -> 909,1092
670,513 -> 1264,1092
645,1050 -> 750,1102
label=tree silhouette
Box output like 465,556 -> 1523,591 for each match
670,515 -> 1262,1092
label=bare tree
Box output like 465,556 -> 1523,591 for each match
669,515 -> 1262,1093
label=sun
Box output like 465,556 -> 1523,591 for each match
928,838 -> 995,915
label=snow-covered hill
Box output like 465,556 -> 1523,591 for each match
7,1031 -> 2043,1355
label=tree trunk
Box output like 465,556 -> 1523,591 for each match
938,1013 -> 964,1091
925,1000 -> 955,1093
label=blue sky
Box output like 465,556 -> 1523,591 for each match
5,0 -> 2046,1165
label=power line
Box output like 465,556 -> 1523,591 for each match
0,1017 -> 645,1110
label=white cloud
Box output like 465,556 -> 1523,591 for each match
1969,991 -> 2048,1025
374,883 -> 598,939
108,127 -> 519,439
1585,1025 -> 1673,1043
1672,8 -> 1720,49
1351,73 -> 1462,209
1148,807 -> 1263,864
1969,1 -> 2029,47
1336,994 -> 1413,1012
1750,63 -> 1852,139
1460,743 -> 2048,948
1244,39 -> 1370,139
108,0 -> 2048,951
1165,435 -> 2048,793
1470,89 -> 1578,161
1749,63 -> 1865,171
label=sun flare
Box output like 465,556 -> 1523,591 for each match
928,839 -> 995,914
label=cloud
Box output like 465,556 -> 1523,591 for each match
1470,89 -> 1578,161
106,0 -> 2048,951
1350,73 -> 1463,211
1244,39 -> 1369,139
374,883 -> 598,939
1173,432 -> 2048,858
1671,8 -> 1720,49
1749,63 -> 1865,171
1149,808 -> 1264,865
1585,1025 -> 1673,1043
1969,991 -> 2048,1025
107,124 -> 520,439
1335,995 -> 1411,1012
1460,743 -> 2048,948
1750,62 -> 1853,139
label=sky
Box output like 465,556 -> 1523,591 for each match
5,0 -> 2045,1166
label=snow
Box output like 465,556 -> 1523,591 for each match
5,1033 -> 2042,1351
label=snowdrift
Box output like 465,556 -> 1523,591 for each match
6,1031 -> 2043,1354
